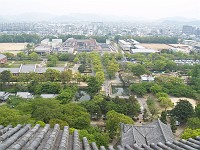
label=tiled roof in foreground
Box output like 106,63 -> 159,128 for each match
0,124 -> 199,150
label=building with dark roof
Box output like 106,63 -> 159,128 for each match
0,64 -> 66,75
120,119 -> 174,147
0,54 -> 7,64
0,123 -> 199,150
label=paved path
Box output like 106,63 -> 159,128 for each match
0,102 -> 6,106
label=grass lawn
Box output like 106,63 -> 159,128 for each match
6,60 -> 41,68
57,61 -> 67,67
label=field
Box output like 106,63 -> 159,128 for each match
0,43 -> 27,54
170,97 -> 197,108
140,43 -> 172,50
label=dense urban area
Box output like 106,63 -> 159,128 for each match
0,21 -> 200,149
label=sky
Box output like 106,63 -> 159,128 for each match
0,0 -> 200,20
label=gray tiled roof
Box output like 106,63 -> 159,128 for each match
19,64 -> 36,73
120,119 -> 174,147
0,54 -> 6,60
16,92 -> 33,99
0,68 -> 19,74
0,124 -> 199,150
40,94 -> 58,99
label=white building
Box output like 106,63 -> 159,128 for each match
52,39 -> 63,48
130,49 -> 159,54
118,40 -> 131,51
134,45 -> 145,49
141,75 -> 155,82
129,39 -> 140,45
58,47 -> 74,54
41,39 -> 50,45
34,46 -> 51,55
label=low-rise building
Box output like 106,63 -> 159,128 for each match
76,39 -> 98,52
141,75 -> 155,82
16,92 -> 33,99
41,39 -> 50,45
0,92 -> 11,101
120,119 -> 174,147
40,94 -> 58,99
34,46 -> 52,55
58,47 -> 74,54
0,64 -> 66,75
0,54 -> 7,64
52,39 -> 63,48
130,49 -> 159,54
118,40 -> 131,51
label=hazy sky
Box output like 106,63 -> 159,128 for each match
0,0 -> 200,19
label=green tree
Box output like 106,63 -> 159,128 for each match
62,103 -> 90,129
3,52 -> 15,60
106,110 -> 134,138
56,86 -> 77,104
0,106 -> 32,126
87,76 -> 101,97
81,100 -> 102,120
195,104 -> 200,118
156,92 -> 169,98
153,60 -> 166,71
95,71 -> 105,85
106,60 -> 119,79
187,117 -> 200,129
44,69 -> 60,82
181,128 -> 200,139
147,97 -> 159,117
49,119 -> 68,130
29,52 -> 39,61
0,70 -> 12,85
143,108 -> 148,120
170,116 -> 177,133
78,64 -> 86,73
47,55 -> 58,67
160,111 -> 167,124
18,73 -> 30,84
150,84 -> 163,94
73,57 -> 79,64
35,82 -> 61,94
159,97 -> 173,110
131,64 -> 147,76
130,83 -> 147,96
60,69 -> 73,84
17,52 -> 27,60
35,121 -> 45,127
171,100 -> 194,124
30,99 -> 62,123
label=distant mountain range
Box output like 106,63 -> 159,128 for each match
157,17 -> 200,26
0,13 -> 200,26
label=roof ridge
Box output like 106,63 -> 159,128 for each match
157,119 -> 168,142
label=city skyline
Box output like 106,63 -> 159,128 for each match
0,0 -> 200,20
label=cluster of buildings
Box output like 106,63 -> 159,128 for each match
0,119 -> 199,150
182,25 -> 200,36
118,39 -> 159,54
34,38 -> 112,55
0,22 -> 183,37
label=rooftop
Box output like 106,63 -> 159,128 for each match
0,54 -> 6,60
120,120 -> 174,147
130,49 -> 159,53
0,123 -> 199,150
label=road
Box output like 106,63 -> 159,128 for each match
136,97 -> 150,114
0,102 -> 6,106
